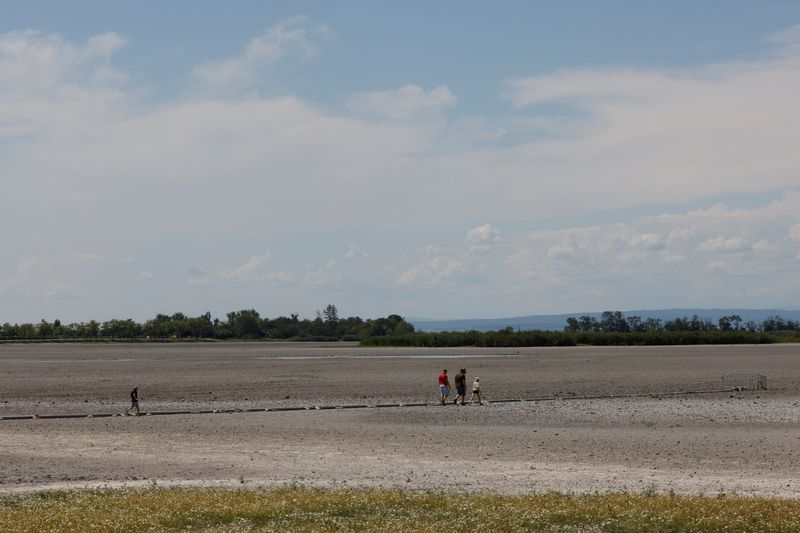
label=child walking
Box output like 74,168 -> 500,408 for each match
469,377 -> 482,405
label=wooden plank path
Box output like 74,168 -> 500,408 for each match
0,388 -> 739,421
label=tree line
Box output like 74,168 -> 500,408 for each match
0,305 -> 415,342
361,311 -> 800,347
4,307 -> 798,346
563,311 -> 800,333
360,328 -> 787,347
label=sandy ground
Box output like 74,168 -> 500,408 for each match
1,342 -> 799,496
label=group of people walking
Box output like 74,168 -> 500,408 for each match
438,368 -> 482,405
126,371 -> 482,414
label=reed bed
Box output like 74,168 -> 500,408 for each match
1,486 -> 799,532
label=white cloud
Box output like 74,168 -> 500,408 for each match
0,29 -> 125,95
445,116 -> 508,144
542,231 -> 587,264
4,191 -> 799,318
172,252 -> 294,291
193,17 -> 328,90
0,30 -> 77,93
788,224 -> 800,241
175,264 -> 207,277
0,252 -> 139,308
271,271 -> 294,283
752,239 -> 781,257
666,226 -> 696,244
466,224 -> 501,245
303,260 -> 341,288
17,256 -> 44,276
659,250 -> 686,263
347,84 -> 457,120
84,32 -> 126,60
545,243 -> 579,261
628,233 -> 663,250
211,251 -> 294,287
507,67 -> 676,108
503,37 -> 800,209
6,27 -> 800,257
3,25 -> 800,319
382,191 -> 800,313
767,24 -> 800,50
46,282 -> 81,301
704,260 -> 729,273
696,236 -> 748,253
395,256 -> 465,286
344,244 -> 371,260
229,250 -> 272,279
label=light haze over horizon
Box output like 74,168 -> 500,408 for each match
2,1 -> 800,323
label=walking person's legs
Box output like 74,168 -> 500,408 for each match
456,388 -> 465,405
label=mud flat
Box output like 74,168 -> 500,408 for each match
1,342 -> 799,496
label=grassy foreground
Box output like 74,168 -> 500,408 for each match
2,487 -> 799,532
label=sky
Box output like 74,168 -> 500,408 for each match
1,1 -> 800,322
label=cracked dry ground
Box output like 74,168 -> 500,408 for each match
1,342 -> 799,496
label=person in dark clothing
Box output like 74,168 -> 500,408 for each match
454,368 -> 467,405
126,386 -> 140,416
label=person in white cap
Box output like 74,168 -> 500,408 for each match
469,377 -> 482,405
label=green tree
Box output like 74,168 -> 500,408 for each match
578,316 -> 598,332
227,309 -> 264,338
322,304 -> 340,336
323,304 -> 339,324
626,315 -> 642,332
18,323 -> 35,340
600,311 -> 628,333
38,319 -> 53,338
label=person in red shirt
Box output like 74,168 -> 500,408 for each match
438,369 -> 451,405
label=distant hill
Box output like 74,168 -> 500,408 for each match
409,309 -> 800,332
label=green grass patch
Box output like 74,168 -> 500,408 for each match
2,487 -> 800,532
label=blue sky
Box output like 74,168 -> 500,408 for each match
1,2 -> 800,322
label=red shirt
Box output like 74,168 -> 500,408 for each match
438,373 -> 448,385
